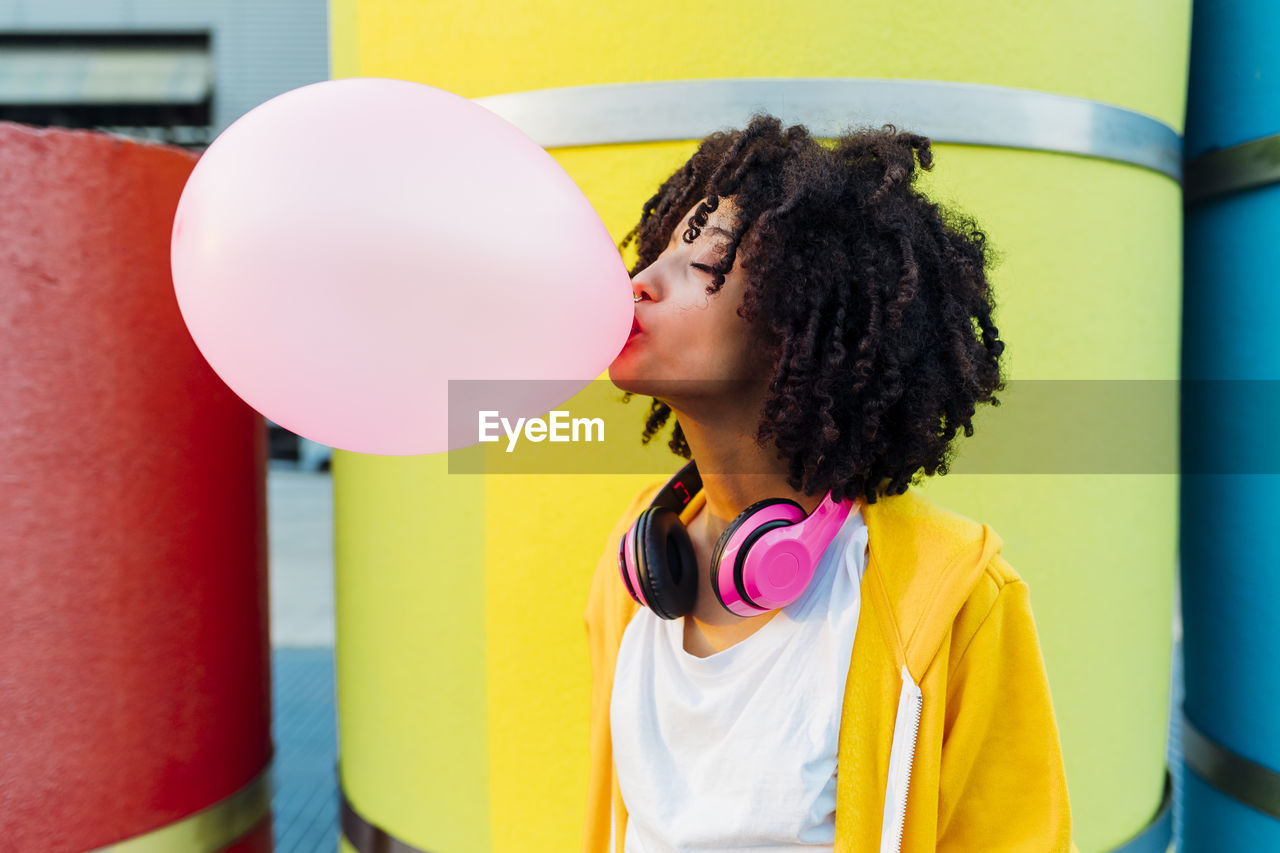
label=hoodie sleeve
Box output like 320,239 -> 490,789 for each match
582,505 -> 633,853
935,569 -> 1077,853
583,482 -> 661,853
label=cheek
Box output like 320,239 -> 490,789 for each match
702,329 -> 755,375
664,299 -> 744,364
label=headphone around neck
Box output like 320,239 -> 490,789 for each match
617,459 -> 858,620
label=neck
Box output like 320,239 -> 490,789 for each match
674,408 -> 825,546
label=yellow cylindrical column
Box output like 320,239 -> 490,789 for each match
330,2 -> 1189,850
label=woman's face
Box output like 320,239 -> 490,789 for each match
609,197 -> 776,404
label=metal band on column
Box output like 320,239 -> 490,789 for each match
1184,131 -> 1280,204
472,78 -> 1182,180
1183,709 -> 1280,820
85,760 -> 274,853
341,784 -> 434,853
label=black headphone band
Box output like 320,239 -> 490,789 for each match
650,459 -> 703,515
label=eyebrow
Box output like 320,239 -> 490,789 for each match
671,224 -> 734,245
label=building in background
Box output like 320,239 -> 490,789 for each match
0,0 -> 336,468
0,0 -> 328,150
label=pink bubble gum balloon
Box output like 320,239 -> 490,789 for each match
171,77 -> 634,456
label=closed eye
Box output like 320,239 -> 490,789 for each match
690,263 -> 715,274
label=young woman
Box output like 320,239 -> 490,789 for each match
585,114 -> 1077,852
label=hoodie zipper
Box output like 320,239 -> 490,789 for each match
879,664 -> 923,853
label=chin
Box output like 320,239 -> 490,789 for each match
607,362 -> 646,395
608,375 -> 684,411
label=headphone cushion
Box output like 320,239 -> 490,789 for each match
635,506 -> 698,620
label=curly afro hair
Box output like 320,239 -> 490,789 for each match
616,112 -> 1007,505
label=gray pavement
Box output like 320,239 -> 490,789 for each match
267,463 -> 335,648
266,461 -> 339,852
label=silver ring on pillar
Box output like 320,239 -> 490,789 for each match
1184,131 -> 1280,204
84,757 -> 274,852
341,781 -> 433,853
472,77 -> 1182,180
1182,706 -> 1280,820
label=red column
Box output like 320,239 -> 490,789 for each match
0,122 -> 273,852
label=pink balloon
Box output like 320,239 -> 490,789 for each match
171,77 -> 634,456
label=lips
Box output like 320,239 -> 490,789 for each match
630,314 -> 643,336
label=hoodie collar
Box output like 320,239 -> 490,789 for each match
861,488 -> 1004,677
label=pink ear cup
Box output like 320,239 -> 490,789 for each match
714,493 -> 855,617
617,525 -> 642,605
712,501 -> 805,616
618,520 -> 645,606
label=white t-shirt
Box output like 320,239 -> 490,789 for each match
610,503 -> 870,852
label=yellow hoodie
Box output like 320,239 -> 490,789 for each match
584,477 -> 1079,853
